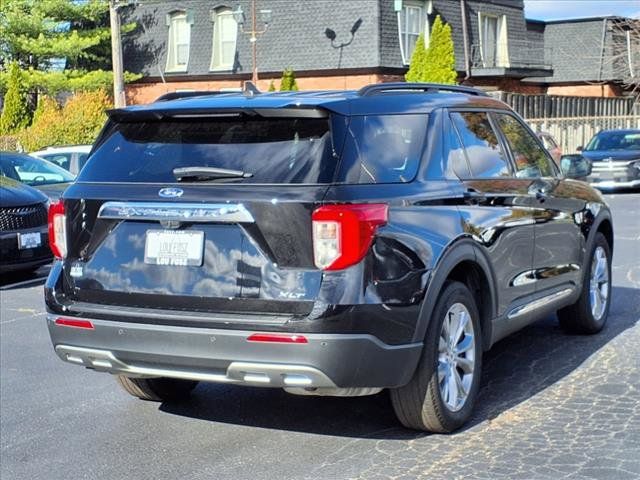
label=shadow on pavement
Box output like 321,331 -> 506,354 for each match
161,285 -> 639,439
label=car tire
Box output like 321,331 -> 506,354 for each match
558,232 -> 612,334
116,375 -> 198,402
390,281 -> 482,433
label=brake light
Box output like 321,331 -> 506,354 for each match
54,318 -> 94,330
312,204 -> 388,270
48,199 -> 67,259
247,333 -> 308,344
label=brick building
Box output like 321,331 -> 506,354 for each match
120,1 -> 637,104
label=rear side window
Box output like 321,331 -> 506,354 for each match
450,112 -> 510,178
338,114 -> 427,184
495,114 -> 554,178
79,115 -> 335,184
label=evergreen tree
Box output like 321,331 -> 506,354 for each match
0,0 -> 139,95
268,79 -> 276,92
405,15 -> 457,84
405,34 -> 428,83
280,68 -> 299,91
0,62 -> 31,134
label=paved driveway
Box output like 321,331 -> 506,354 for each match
1,193 -> 638,480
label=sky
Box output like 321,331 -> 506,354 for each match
523,0 -> 640,20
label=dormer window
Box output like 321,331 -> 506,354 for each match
398,1 -> 432,65
166,11 -> 192,72
210,7 -> 238,71
478,13 -> 509,67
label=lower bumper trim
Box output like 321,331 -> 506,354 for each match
55,345 -> 338,388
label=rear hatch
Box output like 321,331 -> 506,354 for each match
58,107 -> 345,323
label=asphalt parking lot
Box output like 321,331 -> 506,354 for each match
1,192 -> 639,480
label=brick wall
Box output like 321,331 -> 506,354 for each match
126,73 -> 395,104
547,84 -> 623,97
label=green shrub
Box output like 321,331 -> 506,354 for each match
280,68 -> 299,91
268,79 -> 276,92
0,62 -> 31,134
405,34 -> 428,83
18,90 -> 111,152
405,15 -> 457,84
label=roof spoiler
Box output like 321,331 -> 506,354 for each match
358,82 -> 487,97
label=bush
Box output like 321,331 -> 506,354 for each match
18,90 -> 111,152
280,68 -> 299,91
0,62 -> 31,134
405,15 -> 457,84
405,34 -> 428,83
0,135 -> 20,151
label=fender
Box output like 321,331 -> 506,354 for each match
411,237 -> 498,350
571,208 -> 614,299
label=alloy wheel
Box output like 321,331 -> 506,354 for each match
589,246 -> 609,321
438,302 -> 476,412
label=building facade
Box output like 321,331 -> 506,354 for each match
121,1 -> 637,104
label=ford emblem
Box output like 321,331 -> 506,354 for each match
158,187 -> 184,198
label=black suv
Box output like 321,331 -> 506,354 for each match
45,83 -> 613,432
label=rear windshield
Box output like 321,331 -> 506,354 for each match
79,115 -> 336,184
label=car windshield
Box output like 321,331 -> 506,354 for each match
584,131 -> 640,152
0,153 -> 76,186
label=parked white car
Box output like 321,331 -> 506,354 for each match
31,145 -> 92,175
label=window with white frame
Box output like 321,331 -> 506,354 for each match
210,8 -> 238,71
398,1 -> 431,65
166,11 -> 191,72
478,13 -> 509,67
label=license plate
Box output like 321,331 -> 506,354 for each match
18,232 -> 42,250
144,230 -> 204,266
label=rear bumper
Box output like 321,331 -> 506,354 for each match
47,315 -> 423,389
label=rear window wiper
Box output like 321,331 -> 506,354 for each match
173,166 -> 254,182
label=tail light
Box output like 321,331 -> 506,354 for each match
48,199 -> 67,259
312,203 -> 388,270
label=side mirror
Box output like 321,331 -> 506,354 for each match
576,145 -> 583,151
560,154 -> 592,180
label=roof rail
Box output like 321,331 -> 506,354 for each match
357,82 -> 488,97
154,91 -> 222,102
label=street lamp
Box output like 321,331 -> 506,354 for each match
234,1 -> 272,84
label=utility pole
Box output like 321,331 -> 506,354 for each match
109,0 -> 126,107
234,0 -> 272,85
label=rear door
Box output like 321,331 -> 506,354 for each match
493,112 -> 584,296
60,109 -> 342,321
446,110 -> 537,316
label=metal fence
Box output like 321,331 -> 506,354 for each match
527,115 -> 640,153
492,92 -> 639,118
